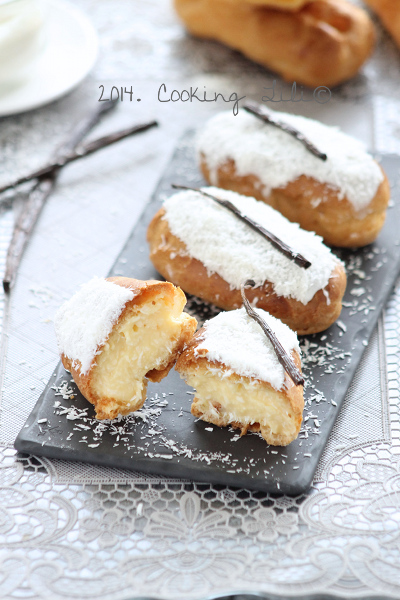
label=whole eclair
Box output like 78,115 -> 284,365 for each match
363,0 -> 400,50
147,187 -> 347,335
197,109 -> 390,248
221,0 -> 317,10
174,0 -> 376,88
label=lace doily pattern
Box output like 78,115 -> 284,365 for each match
1,407 -> 400,600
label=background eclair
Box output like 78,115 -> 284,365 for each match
198,109 -> 390,248
147,187 -> 347,335
174,0 -> 376,87
363,0 -> 400,50
219,0 -> 317,10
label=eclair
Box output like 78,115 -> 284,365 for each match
176,308 -> 304,446
54,276 -> 197,420
174,0 -> 375,88
197,109 -> 390,248
363,0 -> 400,50
222,0 -> 316,9
147,187 -> 347,334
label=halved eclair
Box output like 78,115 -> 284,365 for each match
147,187 -> 346,335
197,109 -> 390,248
176,308 -> 304,446
54,276 -> 197,420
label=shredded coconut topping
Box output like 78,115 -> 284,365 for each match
163,187 -> 341,304
197,110 -> 384,212
196,308 -> 300,391
54,277 -> 135,375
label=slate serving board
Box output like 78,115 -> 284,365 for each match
14,135 -> 400,495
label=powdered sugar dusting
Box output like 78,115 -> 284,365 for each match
164,187 -> 341,304
54,277 -> 135,375
196,308 -> 300,390
197,110 -> 384,212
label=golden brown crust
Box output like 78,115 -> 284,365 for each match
147,208 -> 346,334
200,157 -> 390,248
145,312 -> 197,383
176,329 -> 304,445
363,0 -> 400,49
60,353 -> 146,420
174,0 -> 375,87
61,277 -> 197,420
221,0 -> 317,10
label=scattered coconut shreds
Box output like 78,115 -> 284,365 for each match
42,244 -> 384,474
51,380 -> 76,401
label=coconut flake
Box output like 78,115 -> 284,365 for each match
54,277 -> 135,375
197,110 -> 383,212
164,188 -> 341,305
196,308 -> 300,391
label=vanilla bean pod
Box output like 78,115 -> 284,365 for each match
240,281 -> 304,386
3,176 -> 56,293
171,184 -> 311,269
0,118 -> 158,196
3,100 -> 121,293
243,101 -> 327,161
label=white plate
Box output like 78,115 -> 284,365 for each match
0,0 -> 98,117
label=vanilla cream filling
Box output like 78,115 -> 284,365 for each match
187,369 -> 298,439
92,295 -> 186,412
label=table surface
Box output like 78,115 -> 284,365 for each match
1,1 -> 400,599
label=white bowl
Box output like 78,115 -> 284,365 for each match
0,0 -> 47,89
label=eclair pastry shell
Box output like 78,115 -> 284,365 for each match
174,0 -> 376,88
147,209 -> 347,335
200,156 -> 391,248
60,277 -> 197,420
363,0 -> 400,49
176,330 -> 304,446
220,0 -> 317,10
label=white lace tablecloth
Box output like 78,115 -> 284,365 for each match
1,1 -> 400,598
